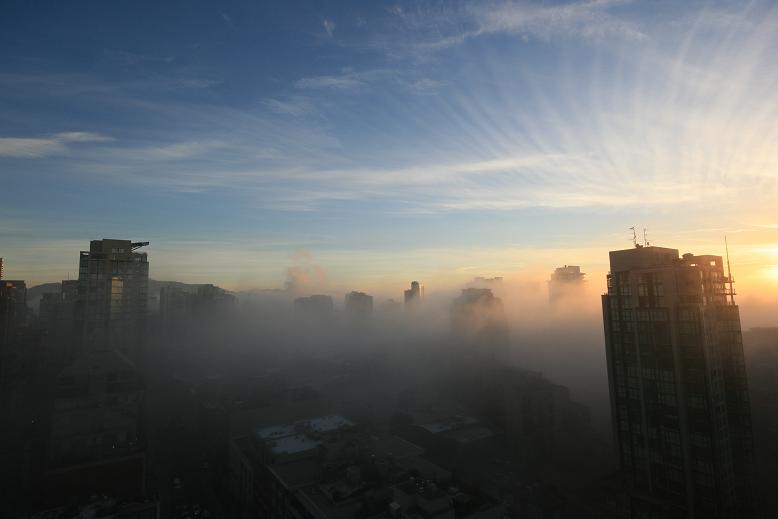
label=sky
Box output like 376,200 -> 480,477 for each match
2,0 -> 778,310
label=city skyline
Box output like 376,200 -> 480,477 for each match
2,2 -> 777,517
2,1 -> 778,294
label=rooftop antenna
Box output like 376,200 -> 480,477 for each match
725,236 -> 735,305
643,228 -> 650,247
630,227 -> 637,248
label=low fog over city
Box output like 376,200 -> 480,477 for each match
3,1 -> 778,518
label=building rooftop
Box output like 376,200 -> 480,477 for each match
609,246 -> 679,271
442,426 -> 494,445
418,415 -> 480,435
256,415 -> 354,455
59,349 -> 137,377
268,458 -> 322,490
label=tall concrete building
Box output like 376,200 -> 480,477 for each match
450,288 -> 509,366
602,245 -> 755,518
0,279 -> 27,344
403,281 -> 422,307
45,349 -> 146,505
293,294 -> 334,320
548,265 -> 585,304
76,239 -> 149,360
344,291 -> 373,321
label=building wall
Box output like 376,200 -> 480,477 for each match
602,247 -> 755,518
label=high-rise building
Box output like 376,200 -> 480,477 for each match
159,285 -> 192,321
293,294 -> 334,320
344,291 -> 373,321
548,265 -> 585,304
0,279 -> 27,347
76,239 -> 149,359
44,349 -> 147,507
0,279 -> 29,398
451,288 -> 507,341
404,281 -> 422,307
602,245 -> 755,518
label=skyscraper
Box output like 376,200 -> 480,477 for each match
451,287 -> 509,364
548,265 -> 585,304
345,291 -> 373,321
0,279 -> 27,348
602,245 -> 755,518
404,281 -> 422,307
76,239 -> 149,360
293,294 -> 334,320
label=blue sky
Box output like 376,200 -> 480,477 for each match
2,0 -> 778,294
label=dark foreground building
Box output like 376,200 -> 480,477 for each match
602,245 -> 755,518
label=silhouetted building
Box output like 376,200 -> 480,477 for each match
404,281 -> 422,307
44,349 -> 147,508
0,279 -> 30,407
344,291 -> 373,321
38,280 -> 79,361
76,239 -> 149,359
0,279 -> 27,346
228,415 -> 478,519
451,288 -> 509,364
379,298 -> 401,314
548,265 -> 585,304
467,277 -> 504,296
293,294 -> 334,320
159,285 -> 192,321
742,327 -> 778,519
195,283 -> 236,314
501,368 -> 590,463
602,245 -> 755,518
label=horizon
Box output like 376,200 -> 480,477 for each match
7,237 -> 778,330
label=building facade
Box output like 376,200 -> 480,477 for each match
404,281 -> 422,307
602,246 -> 755,518
548,265 -> 585,304
76,239 -> 149,359
345,291 -> 373,322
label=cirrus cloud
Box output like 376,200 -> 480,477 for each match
0,131 -> 112,158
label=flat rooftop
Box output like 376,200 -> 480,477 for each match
418,415 -> 480,435
256,415 -> 353,455
609,246 -> 679,272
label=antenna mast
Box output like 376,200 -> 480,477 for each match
725,236 -> 735,305
630,227 -> 637,248
643,228 -> 649,247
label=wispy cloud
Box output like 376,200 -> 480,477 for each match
0,138 -> 66,158
143,140 -> 226,160
370,0 -> 645,57
412,78 -> 445,93
56,131 -> 113,143
469,0 -> 646,44
323,18 -> 335,37
261,96 -> 316,117
0,132 -> 112,158
295,73 -> 365,91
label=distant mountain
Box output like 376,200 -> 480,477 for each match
147,280 -> 201,296
26,282 -> 62,310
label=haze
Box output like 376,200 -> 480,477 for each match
1,1 -> 778,519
